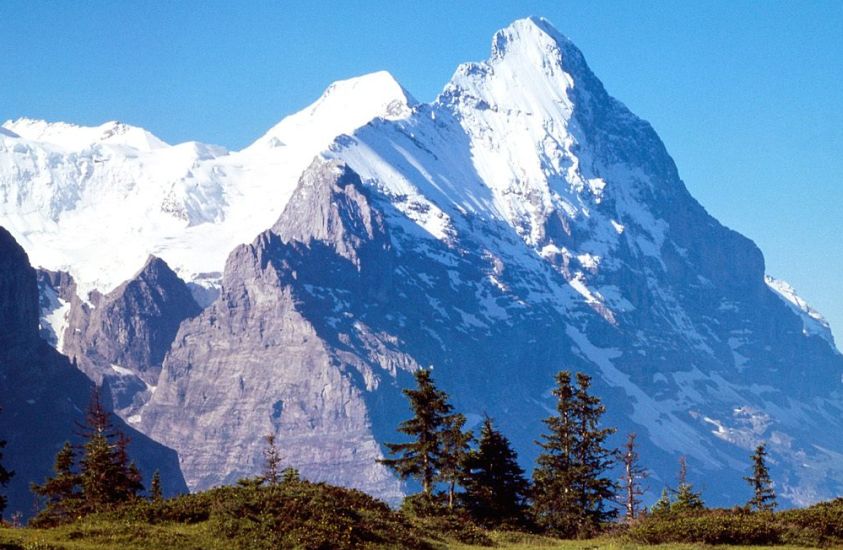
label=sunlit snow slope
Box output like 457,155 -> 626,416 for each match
0,71 -> 414,299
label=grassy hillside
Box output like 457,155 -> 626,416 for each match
2,479 -> 842,549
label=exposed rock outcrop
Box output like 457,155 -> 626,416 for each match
0,227 -> 188,517
60,256 -> 201,416
140,161 -> 406,500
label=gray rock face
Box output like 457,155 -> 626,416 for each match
37,269 -> 76,347
140,161 -> 406,500
60,256 -> 201,416
0,227 -> 188,518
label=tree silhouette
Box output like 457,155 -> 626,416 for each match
744,443 -> 776,511
620,432 -> 647,522
533,371 -> 617,537
380,369 -> 454,497
462,415 -> 530,527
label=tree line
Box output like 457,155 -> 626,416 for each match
0,368 -> 779,534
378,368 -> 778,536
0,389 -> 161,526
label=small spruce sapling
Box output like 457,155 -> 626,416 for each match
150,470 -> 163,501
263,434 -> 283,486
672,456 -> 704,512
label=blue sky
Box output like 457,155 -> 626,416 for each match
2,1 -> 842,345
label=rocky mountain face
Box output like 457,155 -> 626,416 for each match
139,161 -> 405,499
2,17 -> 842,508
0,227 -> 187,517
56,256 -> 202,416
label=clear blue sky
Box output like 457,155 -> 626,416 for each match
2,1 -> 842,345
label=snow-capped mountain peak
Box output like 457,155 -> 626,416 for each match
766,275 -> 837,347
248,70 -> 415,151
2,118 -> 169,151
4,16 -> 843,509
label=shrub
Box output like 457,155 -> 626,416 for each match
627,508 -> 783,545
400,493 -> 492,547
207,481 -> 430,549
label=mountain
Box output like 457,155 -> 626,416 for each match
2,17 -> 842,507
0,72 -> 414,299
0,227 -> 187,518
58,255 -> 202,418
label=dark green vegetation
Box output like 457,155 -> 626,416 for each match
5,368 -> 843,548
30,389 -> 144,527
532,371 -> 617,537
0,480 -> 489,549
627,499 -> 843,546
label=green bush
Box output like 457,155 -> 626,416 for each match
399,493 -> 492,546
207,481 -> 430,550
628,508 -> 783,545
779,498 -> 843,546
628,500 -> 843,547
104,491 -> 217,524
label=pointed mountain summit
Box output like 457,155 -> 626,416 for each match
58,254 -> 202,417
249,71 -> 415,151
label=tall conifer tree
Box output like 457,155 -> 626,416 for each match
533,371 -> 617,537
262,433 -> 283,486
439,412 -> 472,509
572,372 -> 617,528
744,443 -> 776,511
462,415 -> 530,527
31,442 -> 81,526
380,369 -> 454,496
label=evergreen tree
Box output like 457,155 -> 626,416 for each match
380,369 -> 454,497
31,442 -> 81,526
572,372 -> 618,528
281,467 -> 301,484
620,432 -> 647,523
0,406 -> 13,518
462,415 -> 530,527
533,371 -> 580,535
650,487 -> 672,516
113,432 -> 143,501
744,443 -> 776,511
32,388 -> 143,525
150,470 -> 163,501
80,426 -> 117,511
74,388 -> 143,513
262,433 -> 283,486
672,456 -> 704,512
532,371 -> 618,537
439,412 -> 472,509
